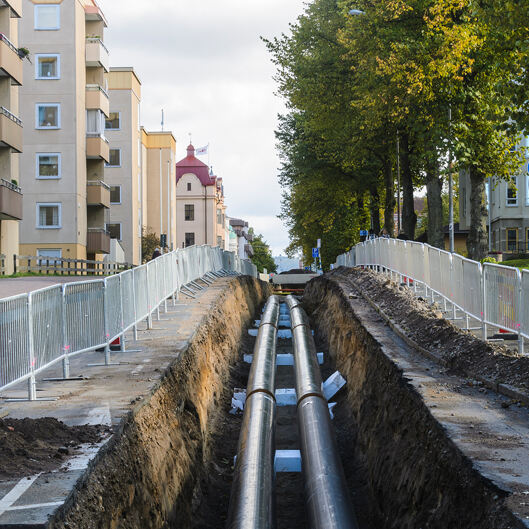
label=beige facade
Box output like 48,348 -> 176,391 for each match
0,1 -> 23,274
142,129 -> 176,252
106,67 -> 142,264
174,144 -> 226,249
19,0 -> 110,262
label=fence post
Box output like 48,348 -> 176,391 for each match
132,269 -> 138,341
103,278 -> 111,365
26,294 -> 37,401
145,266 -> 153,329
517,270 -> 524,355
481,264 -> 487,340
13,254 -> 16,274
61,286 -> 70,379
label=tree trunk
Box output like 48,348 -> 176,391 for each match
383,161 -> 395,236
369,189 -> 381,234
425,159 -> 444,248
400,132 -> 417,240
466,166 -> 488,260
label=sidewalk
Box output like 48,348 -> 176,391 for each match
0,276 -> 96,299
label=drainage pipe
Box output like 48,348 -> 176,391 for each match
227,295 -> 280,529
286,295 -> 358,529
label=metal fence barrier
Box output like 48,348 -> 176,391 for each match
333,238 -> 527,355
0,245 -> 258,400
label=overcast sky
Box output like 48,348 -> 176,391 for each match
97,0 -> 306,255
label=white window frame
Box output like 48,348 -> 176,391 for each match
35,54 -> 60,80
106,148 -> 121,168
526,172 -> 529,206
106,222 -> 122,241
36,103 -> 61,129
506,176 -> 518,207
37,248 -> 62,265
105,111 -> 121,131
36,202 -> 62,229
36,153 -> 61,179
34,5 -> 60,30
110,185 -> 121,204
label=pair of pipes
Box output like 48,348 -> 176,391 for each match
227,295 -> 357,529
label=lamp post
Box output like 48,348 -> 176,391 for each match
448,106 -> 454,253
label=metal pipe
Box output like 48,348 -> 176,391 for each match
286,295 -> 358,529
227,296 -> 279,529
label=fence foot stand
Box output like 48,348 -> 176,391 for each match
116,334 -> 141,354
4,375 -> 58,402
88,345 -> 120,367
43,356 -> 87,382
164,299 -> 168,313
518,334 -> 525,356
156,306 -> 160,321
133,324 -> 138,341
146,314 -> 153,330
482,323 -> 488,341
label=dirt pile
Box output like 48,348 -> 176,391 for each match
335,267 -> 529,396
304,272 -> 526,529
0,417 -> 109,479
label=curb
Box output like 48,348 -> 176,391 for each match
352,280 -> 529,408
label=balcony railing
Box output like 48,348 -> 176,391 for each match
87,228 -> 111,254
0,33 -> 18,55
87,180 -> 110,208
86,83 -> 109,98
86,37 -> 109,55
0,177 -> 20,193
0,177 -> 22,220
0,106 -> 21,126
86,37 -> 110,72
0,0 -> 22,18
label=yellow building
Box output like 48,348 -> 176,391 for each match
0,0 -> 23,274
19,0 -> 110,262
141,129 -> 177,252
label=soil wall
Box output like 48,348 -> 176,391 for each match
304,271 -> 525,529
47,276 -> 272,529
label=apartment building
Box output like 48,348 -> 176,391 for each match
19,0 -> 110,262
141,129 -> 176,252
174,144 -> 226,248
460,136 -> 529,254
105,67 -> 142,265
0,0 -> 23,274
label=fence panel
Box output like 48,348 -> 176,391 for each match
63,281 -> 105,354
521,270 -> 529,339
133,265 -> 149,321
121,269 -> 136,331
483,263 -> 520,333
31,285 -> 64,371
105,275 -> 122,342
0,294 -> 30,388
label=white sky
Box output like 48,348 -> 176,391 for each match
97,0 -> 307,255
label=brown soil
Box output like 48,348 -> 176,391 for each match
335,267 -> 529,395
0,417 -> 109,480
304,272 -> 527,529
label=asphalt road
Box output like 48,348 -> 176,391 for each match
0,276 -> 101,299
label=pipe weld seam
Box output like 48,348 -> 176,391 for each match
290,322 -> 310,331
246,387 -> 276,403
296,391 -> 325,408
258,321 -> 278,330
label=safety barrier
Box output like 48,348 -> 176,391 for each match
0,245 -> 258,400
334,238 -> 527,354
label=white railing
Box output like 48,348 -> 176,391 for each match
334,238 -> 527,355
0,245 -> 257,400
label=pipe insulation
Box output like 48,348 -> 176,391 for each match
227,295 -> 280,529
285,295 -> 358,529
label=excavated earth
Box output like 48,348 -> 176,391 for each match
304,268 -> 529,529
45,276 -> 272,529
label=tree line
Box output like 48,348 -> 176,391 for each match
265,0 -> 529,267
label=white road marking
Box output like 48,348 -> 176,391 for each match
0,474 -> 41,516
85,405 -> 111,426
6,501 -> 63,511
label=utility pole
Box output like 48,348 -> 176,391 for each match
448,106 -> 454,253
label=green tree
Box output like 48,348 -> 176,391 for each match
141,229 -> 159,263
250,234 -> 277,274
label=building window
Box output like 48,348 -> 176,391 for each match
506,176 -> 518,206
37,203 -> 61,228
86,109 -> 105,135
105,112 -> 120,130
35,5 -> 60,30
184,204 -> 194,221
106,149 -> 121,167
217,209 -> 222,224
185,232 -> 195,247
506,228 -> 518,251
36,54 -> 60,79
217,235 -> 222,247
106,223 -> 122,240
110,186 -> 121,204
36,153 -> 61,179
37,249 -> 62,265
187,182 -> 191,191
36,104 -> 60,129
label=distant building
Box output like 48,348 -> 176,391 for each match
174,144 -> 226,248
229,218 -> 253,259
274,255 -> 301,273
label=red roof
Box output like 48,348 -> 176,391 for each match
175,144 -> 215,186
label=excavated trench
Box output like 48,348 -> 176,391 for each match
44,272 -> 527,528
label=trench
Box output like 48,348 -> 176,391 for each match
46,273 -> 526,528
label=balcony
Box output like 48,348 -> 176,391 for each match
87,180 -> 110,208
86,37 -> 109,72
0,0 -> 21,18
0,178 -> 22,220
86,133 -> 109,162
86,84 -> 109,117
0,34 -> 22,85
0,106 -> 21,152
87,228 -> 110,254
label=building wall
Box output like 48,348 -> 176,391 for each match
107,67 -> 142,264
